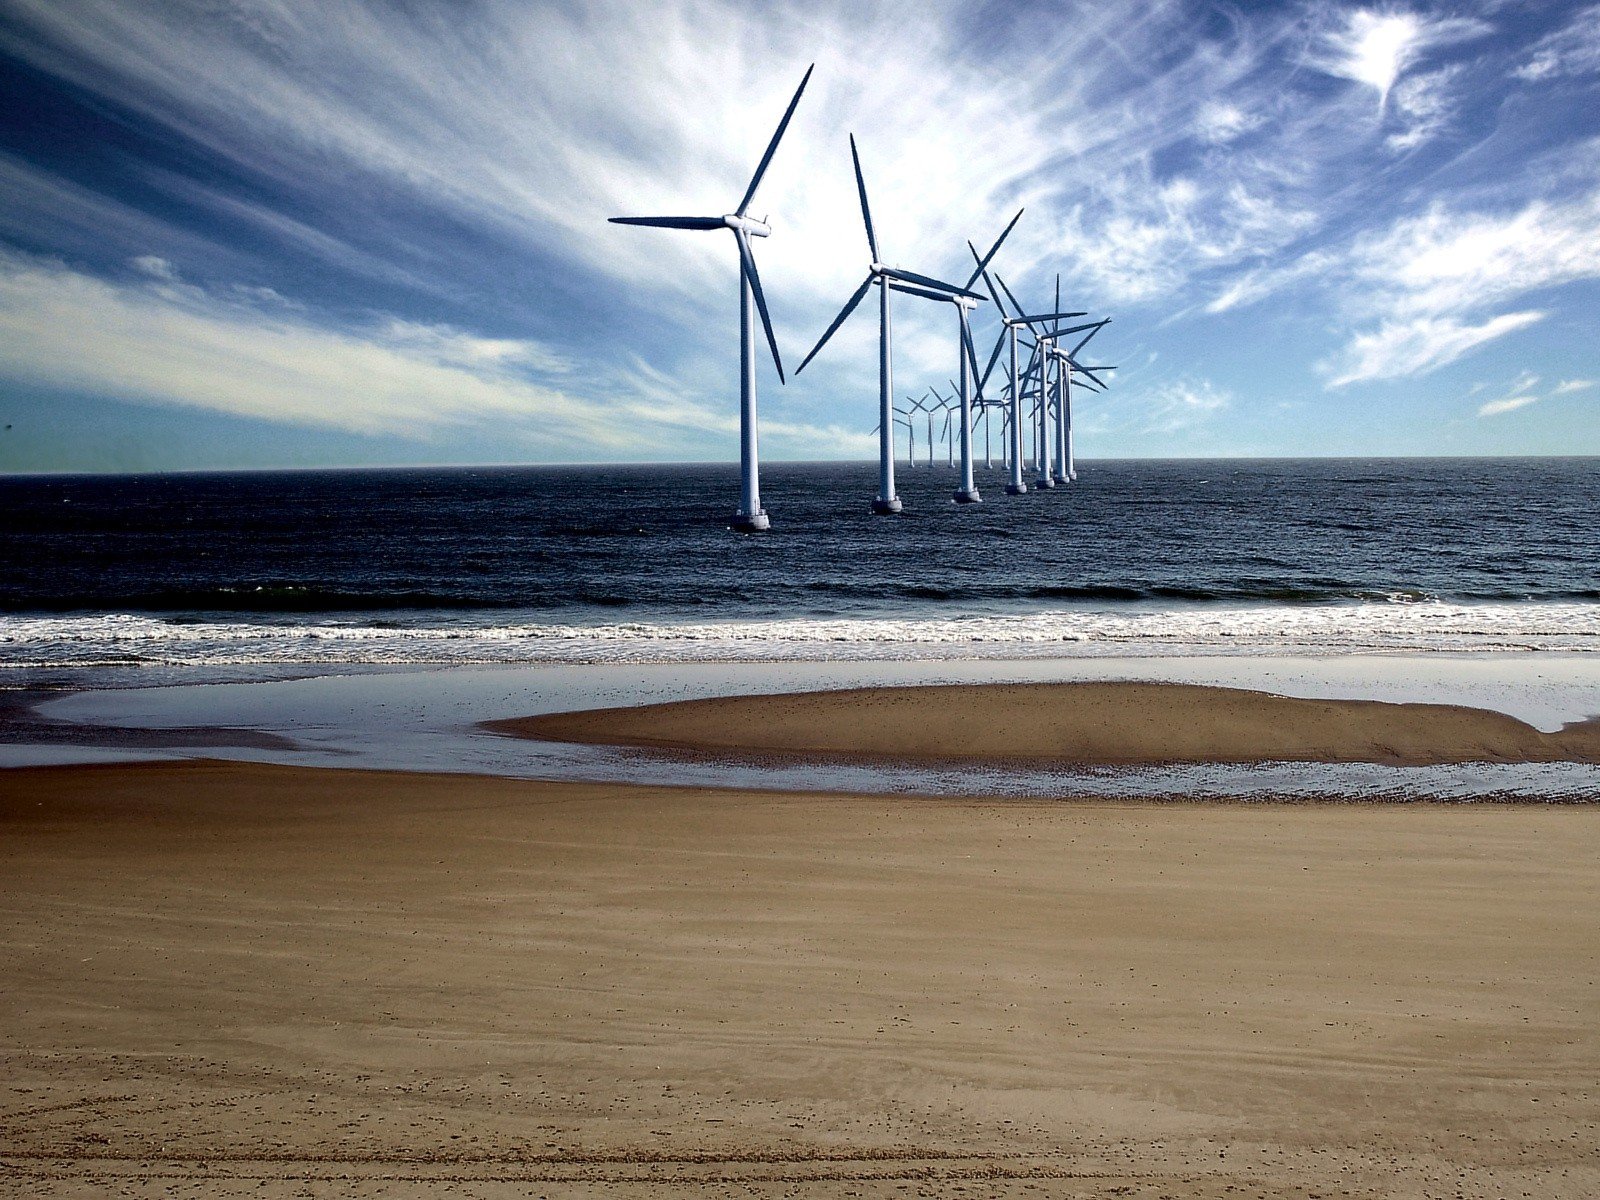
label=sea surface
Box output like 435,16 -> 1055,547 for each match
2,457 -> 1598,674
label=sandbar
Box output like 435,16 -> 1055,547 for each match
493,680 -> 1600,767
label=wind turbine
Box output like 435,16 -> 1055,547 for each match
921,388 -> 946,468
1051,320 -> 1114,482
933,209 -> 1021,504
609,64 -> 813,532
796,136 -> 984,515
971,260 -> 1085,495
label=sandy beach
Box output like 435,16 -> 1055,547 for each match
4,750 -> 1598,1198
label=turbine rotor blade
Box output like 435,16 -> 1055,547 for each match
961,319 -> 984,400
1071,319 -> 1110,358
880,266 -> 982,299
609,216 -> 725,229
736,230 -> 785,383
1066,357 -> 1111,389
980,328 -> 1007,391
887,280 -> 953,303
1015,311 -> 1088,324
991,272 -> 1027,319
965,207 -> 1024,289
1053,273 -> 1061,336
848,134 -> 880,263
736,64 -> 815,217
794,273 -> 875,375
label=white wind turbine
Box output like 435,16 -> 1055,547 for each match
930,210 -> 1023,504
609,64 -> 813,532
1050,320 -> 1115,482
972,261 -> 1086,494
796,135 -> 985,515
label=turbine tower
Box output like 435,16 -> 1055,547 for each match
796,136 -> 983,515
609,65 -> 813,532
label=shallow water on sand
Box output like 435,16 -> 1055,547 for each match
13,655 -> 1600,801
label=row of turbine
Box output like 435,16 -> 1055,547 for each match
609,64 -> 1114,530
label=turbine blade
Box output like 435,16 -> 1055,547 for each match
980,328 -> 1007,391
1066,357 -> 1111,389
609,216 -> 725,229
1053,273 -> 1061,336
966,243 -> 1017,319
1015,311 -> 1088,324
965,207 -> 1024,289
849,134 -> 880,263
794,274 -> 874,375
992,272 -> 1027,319
736,231 -> 785,383
887,280 -> 953,303
1070,318 -> 1109,358
736,64 -> 815,217
881,266 -> 983,299
961,319 -> 984,400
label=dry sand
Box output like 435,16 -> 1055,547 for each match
3,759 -> 1598,1198
493,681 -> 1600,767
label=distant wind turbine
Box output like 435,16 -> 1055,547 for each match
972,261 -> 1085,494
609,64 -> 814,532
796,135 -> 984,515
1052,320 -> 1115,482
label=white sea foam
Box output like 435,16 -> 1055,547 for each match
2,600 -> 1598,669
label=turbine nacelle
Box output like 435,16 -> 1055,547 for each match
724,214 -> 771,237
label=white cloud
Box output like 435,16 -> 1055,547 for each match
1554,378 -> 1595,393
1384,66 -> 1460,152
1478,395 -> 1537,417
1515,5 -> 1600,82
1195,101 -> 1263,145
130,254 -> 177,280
0,251 -> 605,441
1309,9 -> 1489,111
1346,194 -> 1600,318
1322,311 -> 1545,387
1116,378 -> 1230,435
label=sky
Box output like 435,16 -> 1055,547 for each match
0,0 -> 1597,473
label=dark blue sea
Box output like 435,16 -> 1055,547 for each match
2,458 -> 1597,670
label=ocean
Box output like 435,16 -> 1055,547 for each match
2,457 -> 1598,674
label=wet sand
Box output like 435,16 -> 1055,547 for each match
3,759 -> 1598,1198
494,680 -> 1600,767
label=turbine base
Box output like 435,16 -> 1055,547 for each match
952,488 -> 982,505
1005,482 -> 1028,495
871,497 -> 903,515
1052,473 -> 1070,485
1035,477 -> 1056,490
730,510 -> 770,533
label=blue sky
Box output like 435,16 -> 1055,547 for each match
0,0 -> 1596,472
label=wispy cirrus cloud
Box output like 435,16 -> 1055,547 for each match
1473,370 -> 1597,418
0,250 -> 603,441
1322,311 -> 1545,388
1479,394 -> 1537,417
1514,5 -> 1600,82
1109,377 -> 1231,437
